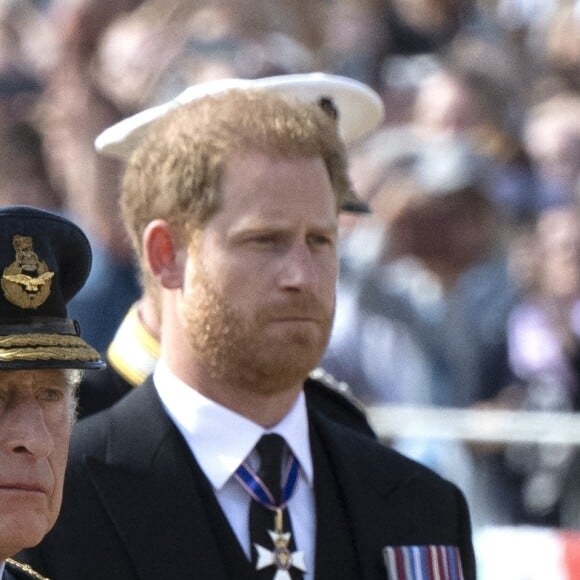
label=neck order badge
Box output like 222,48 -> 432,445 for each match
235,435 -> 306,579
253,508 -> 306,578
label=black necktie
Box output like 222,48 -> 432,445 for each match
249,434 -> 304,579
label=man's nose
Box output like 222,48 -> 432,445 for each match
278,241 -> 316,290
0,400 -> 54,458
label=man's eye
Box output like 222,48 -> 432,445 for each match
249,234 -> 283,247
309,234 -> 334,246
38,388 -> 64,402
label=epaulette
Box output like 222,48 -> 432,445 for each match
5,559 -> 49,580
308,367 -> 368,416
107,303 -> 159,387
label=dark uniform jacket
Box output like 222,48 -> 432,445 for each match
20,378 -> 476,580
3,560 -> 48,580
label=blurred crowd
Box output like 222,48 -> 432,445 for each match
1,0 -> 579,532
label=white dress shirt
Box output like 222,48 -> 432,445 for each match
154,361 -> 316,578
0,561 -> 5,578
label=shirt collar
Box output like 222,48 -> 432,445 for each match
153,361 -> 313,490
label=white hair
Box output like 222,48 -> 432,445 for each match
63,369 -> 83,423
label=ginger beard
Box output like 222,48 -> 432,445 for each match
181,256 -> 335,393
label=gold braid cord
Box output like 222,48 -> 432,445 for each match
0,334 -> 101,362
5,559 -> 49,580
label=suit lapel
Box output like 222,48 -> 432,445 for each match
81,380 -> 231,580
309,409 -> 424,580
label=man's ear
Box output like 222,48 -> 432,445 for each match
143,220 -> 183,289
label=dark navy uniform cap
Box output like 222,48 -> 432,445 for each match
0,205 -> 105,370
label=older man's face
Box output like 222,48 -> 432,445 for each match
0,369 -> 75,560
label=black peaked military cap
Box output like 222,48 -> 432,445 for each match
0,205 -> 105,370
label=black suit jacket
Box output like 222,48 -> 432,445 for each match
20,379 -> 476,579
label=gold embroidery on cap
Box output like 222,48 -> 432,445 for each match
1,235 -> 54,309
0,334 -> 102,362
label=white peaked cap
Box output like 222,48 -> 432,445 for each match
94,72 -> 385,160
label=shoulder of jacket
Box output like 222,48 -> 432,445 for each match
308,367 -> 367,415
5,559 -> 49,580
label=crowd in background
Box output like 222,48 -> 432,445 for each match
1,0 -> 579,534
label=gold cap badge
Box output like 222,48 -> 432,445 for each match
1,235 -> 54,310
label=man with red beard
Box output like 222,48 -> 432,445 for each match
20,74 -> 476,580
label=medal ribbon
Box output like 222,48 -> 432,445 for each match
235,449 -> 300,511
